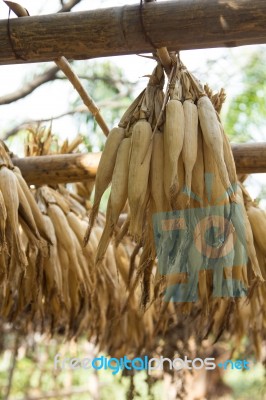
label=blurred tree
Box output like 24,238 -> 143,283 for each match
223,49 -> 266,143
2,59 -> 135,153
70,60 -> 134,152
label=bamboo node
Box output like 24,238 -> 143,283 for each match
139,0 -> 157,49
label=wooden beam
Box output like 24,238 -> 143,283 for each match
11,143 -> 266,185
12,153 -> 101,185
0,0 -> 265,65
231,143 -> 266,174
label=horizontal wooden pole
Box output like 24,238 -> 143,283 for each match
11,143 -> 266,185
0,0 -> 265,65
231,143 -> 266,174
12,153 -> 101,185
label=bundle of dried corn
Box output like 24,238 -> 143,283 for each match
0,140 -> 53,321
33,183 -> 158,353
0,133 -> 92,335
0,131 -> 164,355
0,90 -> 265,359
85,56 -> 265,356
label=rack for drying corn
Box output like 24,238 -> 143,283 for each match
0,1 -> 265,372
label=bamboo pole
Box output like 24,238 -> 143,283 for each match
143,0 -> 173,74
231,143 -> 266,174
0,0 -> 265,65
12,153 -> 101,185
11,143 -> 266,185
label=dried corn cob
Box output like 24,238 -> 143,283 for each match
85,127 -> 125,244
182,99 -> 198,201
197,96 -> 234,199
164,99 -> 184,206
128,119 -> 152,241
0,166 -> 27,267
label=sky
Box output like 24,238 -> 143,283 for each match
0,0 -> 265,203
